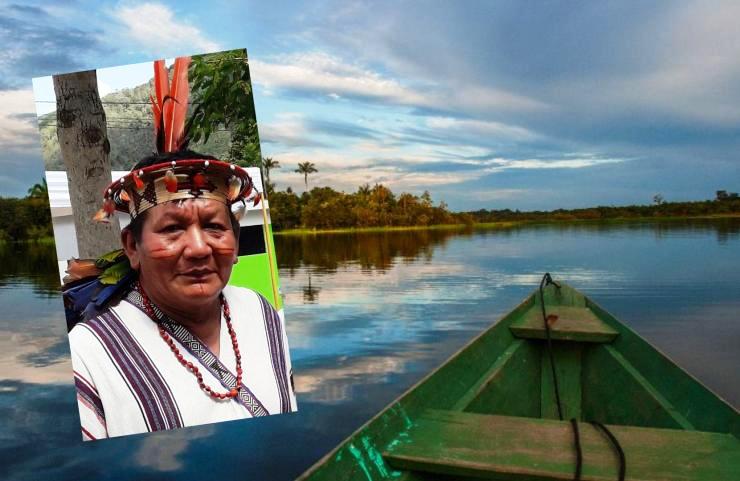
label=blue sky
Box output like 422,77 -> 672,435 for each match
1,0 -> 739,210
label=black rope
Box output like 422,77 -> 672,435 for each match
591,421 -> 626,481
539,272 -> 563,420
570,418 -> 583,481
537,274 -> 626,481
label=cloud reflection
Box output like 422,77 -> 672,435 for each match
134,425 -> 216,472
296,351 -> 415,403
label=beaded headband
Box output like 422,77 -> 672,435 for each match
94,158 -> 256,222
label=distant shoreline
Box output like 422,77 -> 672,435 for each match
274,213 -> 740,236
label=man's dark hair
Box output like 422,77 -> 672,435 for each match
131,149 -> 219,170
125,150 -> 241,243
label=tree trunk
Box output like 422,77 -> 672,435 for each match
53,70 -> 120,259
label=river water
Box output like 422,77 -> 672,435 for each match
1,219 -> 738,480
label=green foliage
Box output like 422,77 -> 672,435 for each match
99,257 -> 131,285
269,190 -> 303,230
189,49 -> 261,166
269,183 -> 462,231
27,178 -> 48,198
0,195 -> 53,242
95,248 -> 126,268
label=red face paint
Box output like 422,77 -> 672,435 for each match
133,199 -> 237,313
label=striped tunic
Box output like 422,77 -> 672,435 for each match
69,285 -> 296,440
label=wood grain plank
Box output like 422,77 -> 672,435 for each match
510,306 -> 619,343
383,410 -> 740,481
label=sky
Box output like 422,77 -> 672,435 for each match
1,0 -> 739,210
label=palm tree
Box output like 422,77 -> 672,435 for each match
261,157 -> 281,185
357,183 -> 371,197
295,161 -> 318,191
27,178 -> 48,198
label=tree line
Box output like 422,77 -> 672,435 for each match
466,196 -> 740,224
267,177 -> 740,232
0,180 -> 53,243
269,184 -> 471,231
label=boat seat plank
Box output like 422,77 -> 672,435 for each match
510,306 -> 619,343
383,410 -> 739,481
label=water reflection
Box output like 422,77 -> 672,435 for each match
275,228 -> 460,274
1,219 -> 739,481
0,242 -> 61,297
302,274 -> 320,304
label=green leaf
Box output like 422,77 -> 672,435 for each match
95,248 -> 125,268
99,258 -> 131,285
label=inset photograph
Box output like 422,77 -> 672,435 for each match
32,48 -> 296,440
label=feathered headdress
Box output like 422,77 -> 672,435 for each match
151,57 -> 190,153
93,56 -> 258,223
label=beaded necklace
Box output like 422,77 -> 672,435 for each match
137,282 -> 242,400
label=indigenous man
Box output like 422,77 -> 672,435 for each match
68,57 -> 295,440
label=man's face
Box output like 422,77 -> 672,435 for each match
122,198 -> 238,309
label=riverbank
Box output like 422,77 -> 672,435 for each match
274,213 -> 740,236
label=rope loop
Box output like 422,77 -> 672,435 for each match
536,275 -> 625,481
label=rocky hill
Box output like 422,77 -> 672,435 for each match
39,75 -> 232,170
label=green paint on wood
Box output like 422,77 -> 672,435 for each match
459,340 -> 541,418
510,305 -> 619,343
383,410 -> 740,481
583,344 -> 694,430
587,298 -> 740,437
539,282 -> 587,307
541,343 -> 582,420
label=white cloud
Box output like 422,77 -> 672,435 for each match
554,1 -> 740,126
425,117 -> 540,142
259,112 -> 321,147
0,89 -> 41,154
262,113 -> 624,195
252,51 -> 548,117
267,147 -> 627,195
112,3 -> 220,55
451,85 -> 548,113
268,146 -> 481,194
484,157 -> 626,172
252,52 -> 428,107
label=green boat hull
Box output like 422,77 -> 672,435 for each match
297,282 -> 740,481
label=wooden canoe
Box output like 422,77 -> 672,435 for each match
296,281 -> 740,481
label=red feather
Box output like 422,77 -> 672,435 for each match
152,60 -> 170,150
167,57 -> 191,152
